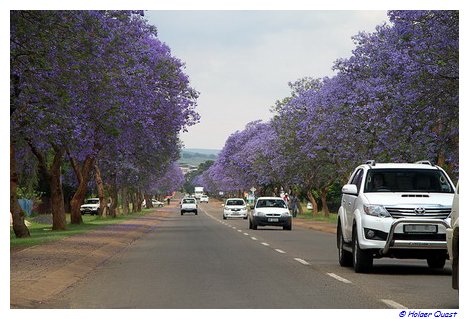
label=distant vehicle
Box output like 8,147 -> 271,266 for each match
307,202 -> 313,210
249,197 -> 292,230
446,182 -> 459,289
200,195 -> 209,203
180,197 -> 198,215
223,198 -> 248,219
80,198 -> 100,215
142,199 -> 164,208
194,186 -> 204,199
337,160 -> 455,273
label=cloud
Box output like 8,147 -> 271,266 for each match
146,10 -> 389,149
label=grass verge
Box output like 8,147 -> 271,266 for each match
10,209 -> 153,249
295,206 -> 338,223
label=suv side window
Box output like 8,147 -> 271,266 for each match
351,169 -> 364,193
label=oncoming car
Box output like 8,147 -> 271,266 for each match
249,197 -> 292,230
200,195 -> 209,203
223,198 -> 248,219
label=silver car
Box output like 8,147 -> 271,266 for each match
223,198 -> 248,219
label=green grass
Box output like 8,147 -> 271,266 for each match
10,209 -> 153,249
295,204 -> 338,223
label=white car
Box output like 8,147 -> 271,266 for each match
446,182 -> 459,289
249,197 -> 292,230
337,160 -> 455,273
200,195 -> 209,203
223,198 -> 248,219
80,198 -> 100,215
180,197 -> 198,215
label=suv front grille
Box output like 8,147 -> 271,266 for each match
385,206 -> 451,219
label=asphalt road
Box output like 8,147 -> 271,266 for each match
44,200 -> 458,309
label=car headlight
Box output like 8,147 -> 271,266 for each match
282,211 -> 291,217
363,204 -> 390,217
255,211 -> 265,217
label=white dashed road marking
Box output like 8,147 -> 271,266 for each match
294,258 -> 310,265
251,237 -> 258,241
327,273 -> 352,284
243,233 -> 249,236
261,242 -> 270,246
275,249 -> 286,254
381,299 -> 408,309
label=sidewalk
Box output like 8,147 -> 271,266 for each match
293,218 -> 337,234
10,206 -> 174,308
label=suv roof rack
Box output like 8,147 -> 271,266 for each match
365,160 -> 376,166
415,160 -> 434,166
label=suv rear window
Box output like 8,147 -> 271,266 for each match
364,169 -> 454,193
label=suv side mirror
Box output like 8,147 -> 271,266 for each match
342,184 -> 358,195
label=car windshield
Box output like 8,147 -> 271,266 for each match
183,198 -> 196,204
226,199 -> 244,206
85,199 -> 99,204
364,169 -> 454,193
256,199 -> 287,208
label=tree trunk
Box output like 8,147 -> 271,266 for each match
27,141 -> 66,230
10,143 -> 30,238
306,191 -> 319,216
320,186 -> 330,218
109,183 -> 118,218
122,188 -> 129,214
144,194 -> 153,209
49,148 -> 67,230
136,190 -> 143,212
69,156 -> 95,224
94,164 -> 107,217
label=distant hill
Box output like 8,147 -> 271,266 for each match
178,148 -> 220,167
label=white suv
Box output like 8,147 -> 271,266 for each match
337,160 -> 455,273
80,198 -> 100,215
446,182 -> 459,289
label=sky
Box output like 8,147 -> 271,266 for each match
144,10 -> 390,150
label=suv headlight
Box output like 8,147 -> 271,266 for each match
363,204 -> 390,217
282,211 -> 291,217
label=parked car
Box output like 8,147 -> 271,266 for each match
80,198 -> 100,215
142,199 -> 164,208
200,195 -> 209,203
223,198 -> 248,219
446,182 -> 459,289
180,197 -> 198,215
249,197 -> 292,230
337,160 -> 455,273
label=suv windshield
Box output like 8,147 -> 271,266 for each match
226,200 -> 244,206
183,198 -> 195,204
85,199 -> 99,204
364,169 -> 454,193
256,199 -> 287,208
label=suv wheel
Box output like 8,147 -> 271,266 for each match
283,222 -> 292,231
427,254 -> 447,269
352,226 -> 373,273
337,222 -> 353,267
223,215 -> 227,220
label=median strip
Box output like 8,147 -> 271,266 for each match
326,273 -> 352,284
294,258 -> 310,265
381,299 -> 407,309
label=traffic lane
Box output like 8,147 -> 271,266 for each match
44,204 -> 383,309
202,201 -> 458,309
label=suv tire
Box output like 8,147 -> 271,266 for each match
337,222 -> 353,267
352,226 -> 373,273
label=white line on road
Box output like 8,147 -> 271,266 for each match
232,227 -> 237,229
261,242 -> 270,246
251,237 -> 258,240
294,258 -> 310,265
326,273 -> 352,284
275,249 -> 286,254
243,233 -> 249,236
237,229 -> 242,232
381,299 -> 408,309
